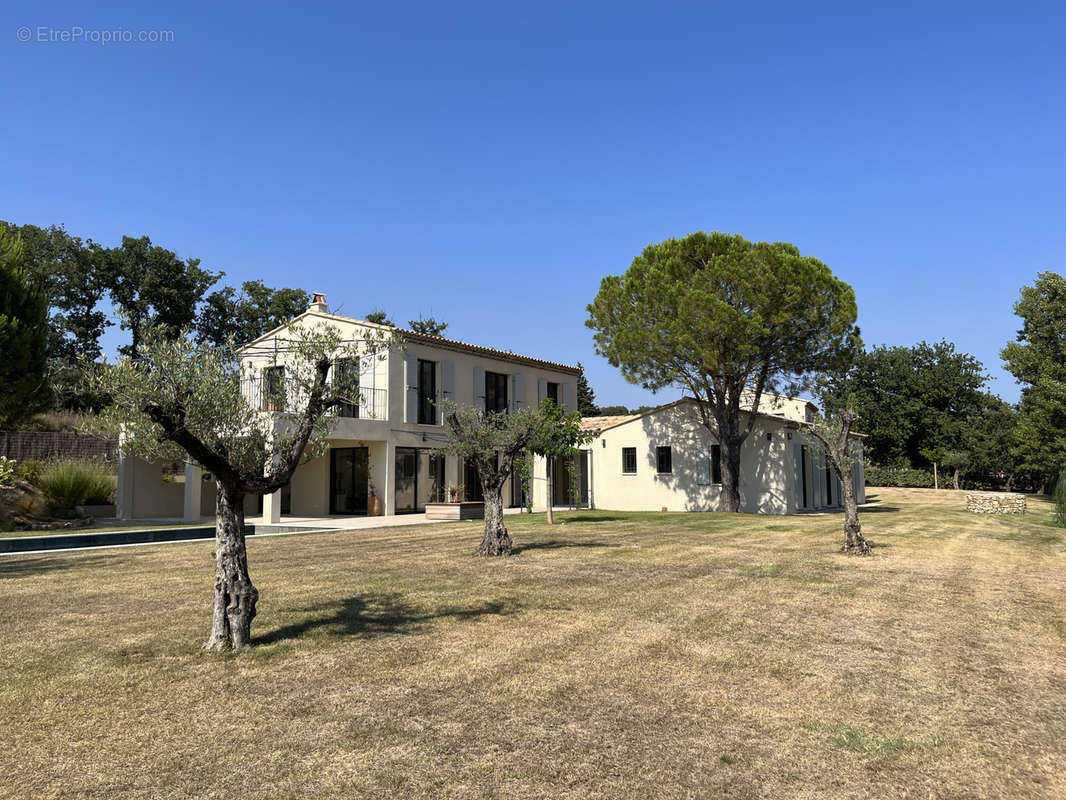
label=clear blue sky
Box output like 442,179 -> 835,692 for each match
5,1 -> 1064,408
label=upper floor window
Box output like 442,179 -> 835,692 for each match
622,447 -> 637,474
263,366 -> 285,412
335,358 -> 359,418
546,381 -> 559,404
656,446 -> 672,474
418,359 -> 437,425
485,371 -> 508,414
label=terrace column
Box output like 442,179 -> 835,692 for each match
183,462 -> 202,523
383,441 -> 396,516
115,426 -> 134,520
263,489 -> 282,523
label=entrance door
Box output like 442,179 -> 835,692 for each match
330,447 -> 369,515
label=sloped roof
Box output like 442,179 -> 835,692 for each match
239,309 -> 581,375
581,397 -> 867,438
579,414 -> 638,434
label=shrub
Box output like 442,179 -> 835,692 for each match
865,465 -> 935,488
36,460 -> 115,509
1054,467 -> 1066,528
0,456 -> 14,488
14,459 -> 44,486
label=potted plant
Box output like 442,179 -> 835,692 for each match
367,477 -> 382,517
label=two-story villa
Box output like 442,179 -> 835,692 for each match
127,294 -> 581,523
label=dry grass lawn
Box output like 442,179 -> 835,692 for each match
1,488 -> 1064,799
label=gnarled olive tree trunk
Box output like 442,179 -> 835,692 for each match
477,473 -> 511,556
203,483 -> 259,651
809,410 -> 872,556
838,466 -> 870,555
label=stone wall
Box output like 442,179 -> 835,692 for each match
966,492 -> 1027,515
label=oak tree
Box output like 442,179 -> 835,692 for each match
196,280 -> 310,347
1001,272 -> 1066,490
407,314 -> 448,337
106,235 -> 220,359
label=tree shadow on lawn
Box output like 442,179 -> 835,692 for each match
0,552 -> 125,580
552,514 -> 628,523
255,592 -> 520,646
512,540 -> 622,554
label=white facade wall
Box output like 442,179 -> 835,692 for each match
236,311 -> 579,519
586,400 -> 865,515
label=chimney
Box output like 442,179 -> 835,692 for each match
310,292 -> 328,313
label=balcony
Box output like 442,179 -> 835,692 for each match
242,375 -> 388,421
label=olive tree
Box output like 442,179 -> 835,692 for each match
587,231 -> 858,512
805,409 -> 871,555
437,402 -> 553,555
529,398 -> 590,524
89,323 -> 391,650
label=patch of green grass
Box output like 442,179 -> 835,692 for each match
832,724 -> 949,760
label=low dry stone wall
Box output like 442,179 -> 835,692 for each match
966,492 -> 1027,515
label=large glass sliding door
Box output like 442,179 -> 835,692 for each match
463,458 -> 485,502
395,448 -> 417,513
330,447 -> 369,515
551,453 -> 589,508
509,454 -> 528,508
396,448 -> 446,514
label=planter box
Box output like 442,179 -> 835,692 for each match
76,504 -> 116,518
425,501 -> 485,521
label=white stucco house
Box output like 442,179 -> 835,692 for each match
116,294 -> 582,522
573,395 -> 865,515
115,294 -> 863,521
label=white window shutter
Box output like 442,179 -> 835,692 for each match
696,453 -> 711,485
441,360 -> 455,424
404,354 -> 418,423
537,378 -> 547,406
562,382 -> 575,413
358,354 -> 375,419
474,366 -> 486,408
512,374 -> 525,411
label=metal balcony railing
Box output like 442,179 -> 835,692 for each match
242,375 -> 388,421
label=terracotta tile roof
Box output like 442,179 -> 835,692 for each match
397,325 -> 581,375
239,309 -> 581,375
579,414 -> 638,433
